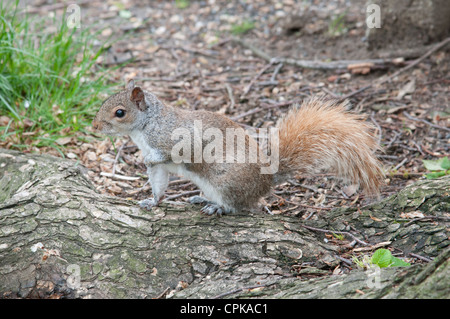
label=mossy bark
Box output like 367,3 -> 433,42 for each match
0,149 -> 448,298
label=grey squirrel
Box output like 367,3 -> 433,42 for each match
92,80 -> 384,215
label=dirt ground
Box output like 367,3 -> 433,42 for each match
23,0 -> 450,216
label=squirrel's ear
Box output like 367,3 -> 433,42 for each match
130,87 -> 147,111
126,79 -> 135,90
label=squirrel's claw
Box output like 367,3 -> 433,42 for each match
201,204 -> 223,216
189,196 -> 228,217
188,196 -> 228,216
188,195 -> 210,205
200,203 -> 232,217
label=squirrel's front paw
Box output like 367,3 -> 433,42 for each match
139,198 -> 158,210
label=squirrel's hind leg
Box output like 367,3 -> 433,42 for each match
187,195 -> 210,205
187,196 -> 232,216
186,195 -> 231,216
200,203 -> 232,217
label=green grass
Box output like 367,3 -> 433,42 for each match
328,12 -> 348,37
175,0 -> 190,9
231,20 -> 255,35
0,1 -> 118,154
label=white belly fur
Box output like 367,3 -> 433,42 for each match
164,163 -> 229,209
129,130 -> 165,164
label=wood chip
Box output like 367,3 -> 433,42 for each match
100,172 -> 141,181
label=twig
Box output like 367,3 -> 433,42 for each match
300,224 -> 369,246
321,87 -> 340,99
297,204 -> 333,210
136,75 -> 187,82
383,37 -> 450,82
393,157 -> 408,171
390,172 -> 424,177
409,253 -> 433,263
386,131 -> 402,149
411,140 -> 425,156
23,0 -> 92,13
402,111 -> 450,133
225,83 -> 235,110
303,211 -> 315,220
169,179 -> 192,186
341,36 -> 450,100
241,61 -> 274,98
210,37 -> 232,49
270,62 -> 283,82
404,215 -> 450,227
353,241 -> 392,252
379,154 -> 399,160
154,287 -> 171,299
397,143 -> 418,153
336,255 -> 353,266
370,112 -> 382,146
272,193 -> 333,210
258,62 -> 284,86
288,179 -> 318,193
281,57 -> 391,70
233,37 -> 273,62
176,46 -> 219,57
231,100 -> 294,121
170,48 -> 183,76
233,36 -> 450,99
112,141 -> 127,176
233,37 -> 399,70
100,172 -> 141,181
339,85 -> 372,100
263,206 -> 274,215
164,190 -> 201,201
421,144 -> 447,157
231,107 -> 264,121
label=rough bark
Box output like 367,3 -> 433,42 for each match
0,149 -> 448,299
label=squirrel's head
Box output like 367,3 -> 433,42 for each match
92,80 -> 152,136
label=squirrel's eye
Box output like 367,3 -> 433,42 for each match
115,109 -> 126,118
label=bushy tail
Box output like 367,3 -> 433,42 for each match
274,97 -> 384,196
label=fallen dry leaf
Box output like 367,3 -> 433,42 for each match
55,137 -> 72,146
348,62 -> 374,75
397,79 -> 416,100
342,184 -> 358,197
370,215 -> 382,222
400,211 -> 425,219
